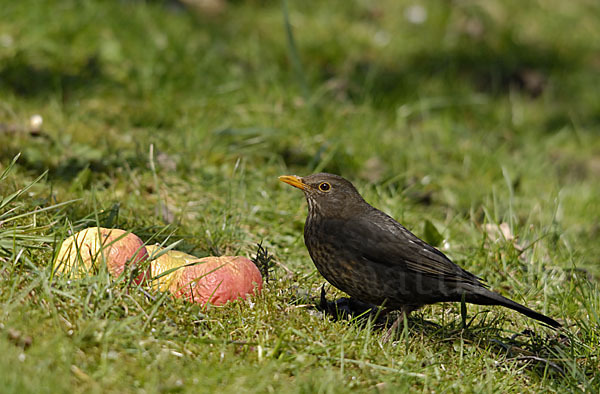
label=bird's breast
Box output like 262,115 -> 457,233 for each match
303,216 -> 389,304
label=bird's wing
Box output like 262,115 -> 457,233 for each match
326,210 -> 483,285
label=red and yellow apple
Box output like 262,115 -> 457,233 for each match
147,245 -> 262,305
53,227 -> 150,284
54,227 -> 262,306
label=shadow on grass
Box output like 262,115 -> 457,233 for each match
312,287 -> 584,385
0,52 -> 112,98
0,52 -> 148,183
335,39 -> 579,107
0,131 -> 147,184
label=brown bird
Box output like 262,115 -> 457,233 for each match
279,173 -> 561,330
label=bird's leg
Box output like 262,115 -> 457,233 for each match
382,305 -> 413,343
319,284 -> 328,310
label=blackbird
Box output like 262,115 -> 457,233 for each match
279,173 -> 561,329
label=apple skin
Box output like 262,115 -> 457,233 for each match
147,244 -> 188,292
147,245 -> 262,306
55,230 -> 263,305
173,256 -> 263,306
54,227 -> 150,284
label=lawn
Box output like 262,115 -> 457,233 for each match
1,0 -> 599,392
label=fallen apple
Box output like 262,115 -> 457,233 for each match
54,227 -> 150,284
147,245 -> 262,306
146,244 -> 191,292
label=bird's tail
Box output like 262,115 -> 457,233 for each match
463,286 -> 561,328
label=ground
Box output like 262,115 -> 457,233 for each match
0,0 -> 599,392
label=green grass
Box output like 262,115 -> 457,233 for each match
1,0 -> 599,392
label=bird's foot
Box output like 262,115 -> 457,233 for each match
318,285 -> 380,321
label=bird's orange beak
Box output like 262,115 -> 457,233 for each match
279,175 -> 307,190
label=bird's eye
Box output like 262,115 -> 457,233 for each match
318,182 -> 331,192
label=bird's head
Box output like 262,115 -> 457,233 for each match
279,173 -> 366,217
